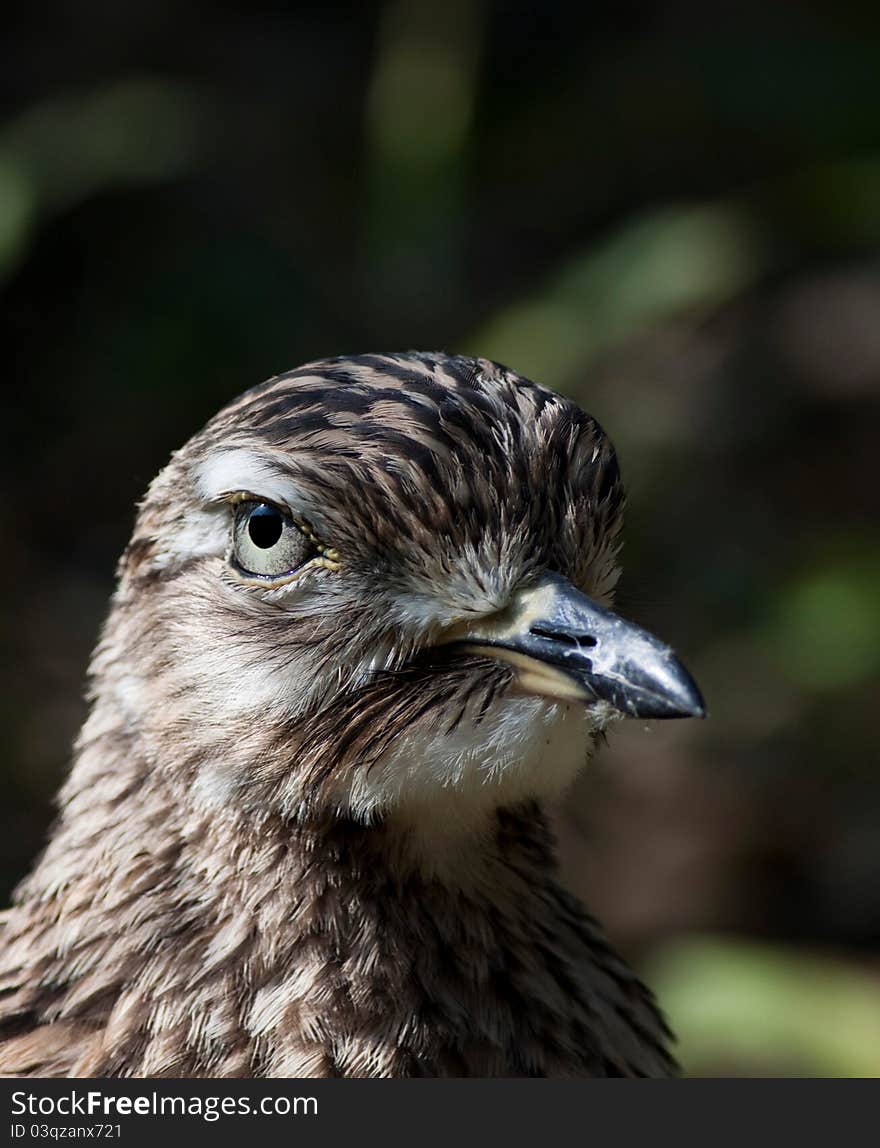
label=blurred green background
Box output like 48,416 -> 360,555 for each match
2,2 -> 879,1076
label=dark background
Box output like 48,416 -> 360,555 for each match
2,2 -> 879,1074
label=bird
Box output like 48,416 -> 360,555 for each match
0,351 -> 704,1078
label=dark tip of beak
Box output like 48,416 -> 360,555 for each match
610,650 -> 707,720
523,608 -> 706,719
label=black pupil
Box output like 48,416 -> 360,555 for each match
247,505 -> 284,549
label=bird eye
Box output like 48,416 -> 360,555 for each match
231,501 -> 316,580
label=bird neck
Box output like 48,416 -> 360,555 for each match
16,688 -> 565,983
4,687 -> 679,1077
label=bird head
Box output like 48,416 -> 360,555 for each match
107,353 -> 703,834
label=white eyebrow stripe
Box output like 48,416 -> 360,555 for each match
196,449 -> 302,508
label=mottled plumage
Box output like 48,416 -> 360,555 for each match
0,352 -> 701,1077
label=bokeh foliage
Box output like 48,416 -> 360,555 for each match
2,1 -> 879,1076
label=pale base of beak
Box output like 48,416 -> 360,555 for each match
459,643 -> 590,704
446,574 -> 705,720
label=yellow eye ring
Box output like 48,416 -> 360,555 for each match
226,497 -> 340,582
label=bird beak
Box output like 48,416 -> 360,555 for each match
444,573 -> 706,719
